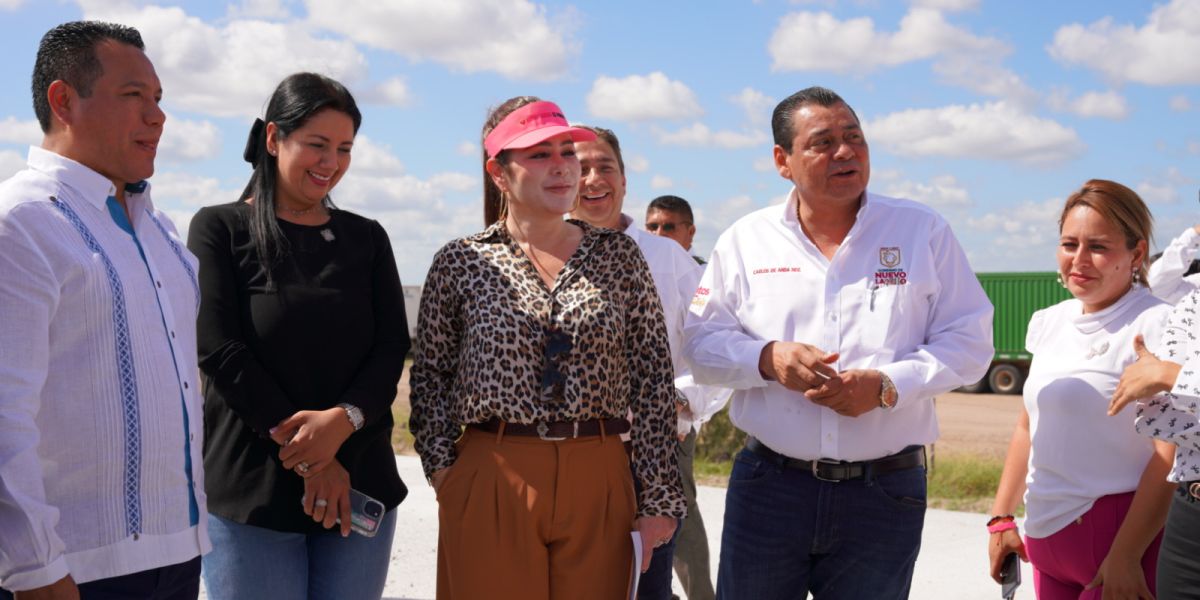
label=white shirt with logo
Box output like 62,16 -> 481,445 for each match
684,189 -> 993,461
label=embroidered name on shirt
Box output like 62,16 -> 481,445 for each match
751,266 -> 803,275
875,246 -> 907,286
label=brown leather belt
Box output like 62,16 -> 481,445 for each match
746,437 -> 925,482
472,417 -> 630,441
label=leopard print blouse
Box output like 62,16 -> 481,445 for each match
409,219 -> 686,518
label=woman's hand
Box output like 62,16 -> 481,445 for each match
301,459 -> 352,536
987,528 -> 1028,584
635,515 -> 677,573
272,408 -> 356,476
1085,550 -> 1154,600
1111,335 -> 1181,416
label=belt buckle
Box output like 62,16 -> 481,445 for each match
536,422 -> 566,441
811,459 -> 842,483
1189,482 -> 1200,501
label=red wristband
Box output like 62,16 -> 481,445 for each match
987,520 -> 1018,534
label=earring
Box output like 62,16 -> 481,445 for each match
1056,273 -> 1066,287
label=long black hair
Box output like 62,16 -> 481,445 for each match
240,72 -> 362,283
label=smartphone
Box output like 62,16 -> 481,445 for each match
300,488 -> 386,537
1000,552 -> 1021,599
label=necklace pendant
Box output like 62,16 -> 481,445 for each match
320,228 -> 335,242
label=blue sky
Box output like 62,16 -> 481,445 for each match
0,0 -> 1197,284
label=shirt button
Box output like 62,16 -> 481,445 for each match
828,313 -> 837,322
170,330 -> 176,338
156,281 -> 162,288
183,382 -> 189,390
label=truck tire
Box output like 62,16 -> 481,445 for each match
988,364 -> 1024,395
957,376 -> 990,394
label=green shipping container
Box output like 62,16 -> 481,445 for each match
966,272 -> 1072,394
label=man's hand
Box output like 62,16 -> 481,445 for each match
14,576 -> 79,600
635,516 -> 677,573
758,341 -> 840,394
806,369 -> 881,417
1111,335 -> 1180,416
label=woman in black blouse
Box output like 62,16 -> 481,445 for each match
188,73 -> 408,599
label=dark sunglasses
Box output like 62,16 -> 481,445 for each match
646,221 -> 690,233
539,326 -> 573,403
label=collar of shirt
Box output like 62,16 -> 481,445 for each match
1072,285 -> 1154,335
26,146 -> 151,216
467,218 -> 608,294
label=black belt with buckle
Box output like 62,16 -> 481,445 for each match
746,437 -> 925,482
1182,481 -> 1200,502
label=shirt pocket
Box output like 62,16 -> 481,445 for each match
841,280 -> 907,362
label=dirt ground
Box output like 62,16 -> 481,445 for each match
397,368 -> 1022,458
932,391 -> 1023,458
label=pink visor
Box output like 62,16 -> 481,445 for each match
484,101 -> 597,158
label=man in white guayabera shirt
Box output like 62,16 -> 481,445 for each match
684,86 -> 993,599
0,21 -> 208,600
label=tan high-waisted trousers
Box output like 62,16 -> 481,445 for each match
436,426 -> 637,600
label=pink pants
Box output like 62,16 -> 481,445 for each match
1024,492 -> 1163,600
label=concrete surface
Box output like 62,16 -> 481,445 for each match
200,454 -> 1034,599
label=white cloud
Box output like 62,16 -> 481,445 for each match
730,88 -> 775,126
0,0 -> 25,9
1049,0 -> 1200,86
626,155 -> 650,173
650,175 -> 674,190
585,72 -> 703,122
0,150 -> 25,179
0,116 -> 41,145
882,174 -> 971,208
1047,90 -> 1130,120
361,77 -> 413,107
456,141 -> 478,157
656,123 -> 768,149
1171,95 -> 1192,112
158,115 -> 221,162
349,135 -> 405,175
768,8 -> 1004,73
753,156 -> 776,172
933,56 -> 1038,107
964,196 -> 1064,270
151,172 -> 243,208
78,2 -> 369,118
866,102 -> 1085,164
912,0 -> 979,11
1137,181 -> 1180,204
226,0 -> 290,20
304,0 -> 578,81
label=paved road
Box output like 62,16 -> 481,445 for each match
200,454 -> 1032,599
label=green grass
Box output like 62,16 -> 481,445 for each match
693,450 -> 1011,514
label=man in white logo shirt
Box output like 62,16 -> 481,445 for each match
0,21 -> 207,600
684,86 -> 993,599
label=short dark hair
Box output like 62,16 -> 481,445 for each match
574,125 -> 625,175
771,86 -> 859,153
647,195 -> 694,223
32,21 -> 145,133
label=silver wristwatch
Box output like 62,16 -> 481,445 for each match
338,403 -> 365,431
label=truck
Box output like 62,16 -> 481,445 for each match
961,272 -> 1072,395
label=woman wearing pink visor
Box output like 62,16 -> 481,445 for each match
410,97 -> 686,599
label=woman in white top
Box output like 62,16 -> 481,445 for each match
987,179 -> 1176,600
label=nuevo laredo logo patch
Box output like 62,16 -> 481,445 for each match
875,246 -> 907,285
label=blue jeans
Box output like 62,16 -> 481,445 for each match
638,518 -> 682,600
716,446 -> 926,600
201,510 -> 396,600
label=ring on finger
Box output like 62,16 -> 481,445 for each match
314,498 -> 328,508
297,462 -> 310,474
